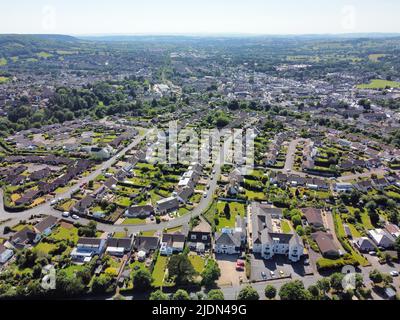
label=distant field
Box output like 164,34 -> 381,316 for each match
0,58 -> 7,66
368,54 -> 386,62
0,76 -> 9,84
37,51 -> 53,58
357,79 -> 400,89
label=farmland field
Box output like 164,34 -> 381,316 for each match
357,79 -> 400,89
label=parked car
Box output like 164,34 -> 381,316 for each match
390,271 -> 399,277
279,270 -> 285,276
270,270 -> 275,277
369,251 -> 377,256
261,272 -> 267,280
72,214 -> 80,220
62,212 -> 70,218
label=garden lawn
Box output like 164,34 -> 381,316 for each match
188,254 -> 205,274
122,218 -> 146,225
49,225 -> 79,243
33,242 -> 57,255
152,255 -> 169,287
281,220 -> 292,234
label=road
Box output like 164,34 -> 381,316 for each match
0,128 -> 235,237
0,131 -> 151,236
284,138 -> 302,172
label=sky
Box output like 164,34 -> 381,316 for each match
0,0 -> 399,35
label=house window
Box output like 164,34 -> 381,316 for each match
201,235 -> 208,241
191,235 -> 196,240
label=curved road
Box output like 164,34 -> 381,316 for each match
0,128 -> 231,237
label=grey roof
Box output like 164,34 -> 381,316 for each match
125,205 -> 154,217
215,232 -> 241,247
107,237 -> 133,251
34,216 -> 58,233
251,203 -> 300,246
134,236 -> 159,252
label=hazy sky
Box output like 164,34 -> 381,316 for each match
0,0 -> 399,35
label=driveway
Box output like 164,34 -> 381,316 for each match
250,254 -> 309,281
215,254 -> 244,287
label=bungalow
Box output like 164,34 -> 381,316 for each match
0,244 -> 13,264
312,231 -> 340,258
333,183 -> 353,193
34,216 -> 58,236
368,229 -> 395,249
133,236 -> 159,254
372,178 -> 390,190
384,223 -> 400,239
355,180 -> 374,193
15,189 -> 42,206
71,237 -> 106,262
301,208 -> 324,228
354,237 -> 376,253
187,231 -> 212,253
124,205 -> 154,218
11,227 -> 41,249
160,233 -> 186,255
70,195 -> 96,215
156,197 -> 179,215
176,186 -> 194,204
106,237 -> 133,256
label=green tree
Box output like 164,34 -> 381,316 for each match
317,278 -> 331,296
172,289 -> 191,300
168,254 -> 197,284
395,236 -> 400,259
132,269 -> 153,292
223,203 -> 231,219
264,285 -> 277,300
369,269 -> 383,284
201,259 -> 221,287
207,289 -> 225,300
330,273 -> 344,292
279,280 -> 310,300
150,290 -> 169,300
91,274 -> 115,294
237,285 -> 259,300
307,285 -> 320,299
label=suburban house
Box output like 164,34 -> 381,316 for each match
133,236 -> 159,254
11,227 -> 41,249
214,231 -> 242,254
187,231 -> 212,253
354,237 -> 376,252
33,215 -> 58,236
215,216 -> 246,255
70,237 -> 106,262
105,237 -> 133,256
156,197 -> 180,215
0,244 -> 13,264
70,195 -> 96,215
176,186 -> 194,204
124,204 -> 154,218
384,223 -> 400,239
311,231 -> 341,258
159,233 -> 186,255
249,203 -> 304,262
301,208 -> 324,228
368,229 -> 395,249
